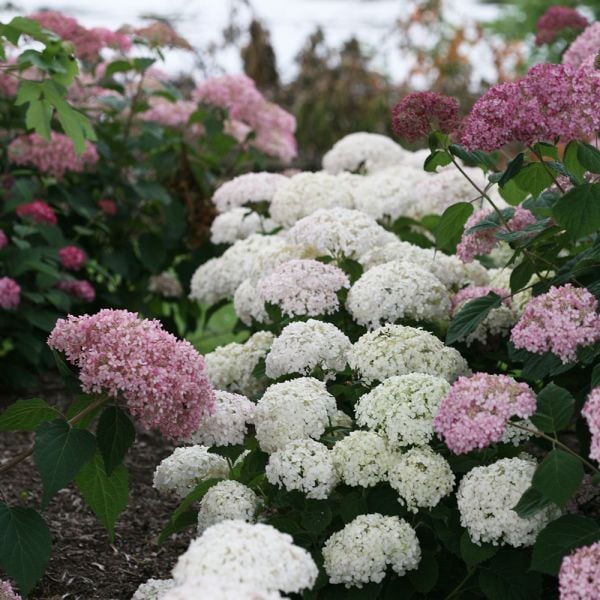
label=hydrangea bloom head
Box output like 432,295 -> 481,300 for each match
97,198 -> 117,216
47,309 -> 215,439
58,246 -> 86,271
57,279 -> 95,302
563,22 -> 600,69
212,172 -> 287,213
582,387 -> 600,463
559,541 -> 600,599
15,200 -> 57,225
0,277 -> 21,310
535,6 -> 588,46
197,480 -> 259,533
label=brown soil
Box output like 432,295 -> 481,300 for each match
0,379 -> 195,600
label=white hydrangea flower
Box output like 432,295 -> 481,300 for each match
163,576 -> 286,600
285,207 -> 396,260
197,481 -> 260,533
502,418 -> 536,446
397,148 -> 430,169
346,260 -> 450,328
131,578 -> 175,600
331,430 -> 393,487
388,446 -> 455,512
234,278 -> 270,326
266,438 -> 338,499
188,257 -> 232,307
354,374 -> 450,447
187,390 -> 255,447
254,377 -> 337,452
204,331 -> 274,397
210,208 -> 278,245
270,172 -> 355,227
348,324 -> 470,385
322,132 -> 409,174
153,446 -> 229,499
457,457 -> 561,547
172,520 -> 318,594
322,514 -> 421,587
265,320 -> 351,380
257,259 -> 349,318
212,172 -> 287,213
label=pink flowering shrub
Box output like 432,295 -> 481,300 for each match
0,276 -> 20,309
58,246 -> 86,271
433,373 -> 537,454
57,279 -> 96,302
563,22 -> 600,69
48,309 -> 215,439
535,6 -> 588,46
582,388 -> 600,463
15,200 -> 57,225
559,542 -> 600,599
510,285 -> 600,363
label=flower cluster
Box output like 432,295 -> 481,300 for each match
58,246 -> 86,271
47,309 -> 215,439
56,279 -> 95,302
558,541 -> 600,599
0,277 -> 21,310
535,6 -> 588,46
132,578 -> 175,600
0,580 -> 21,600
582,388 -> 600,463
163,577 -> 285,600
197,481 -> 259,533
139,98 -> 198,129
212,172 -> 288,213
510,284 -> 600,363
148,273 -> 183,298
563,22 -> 600,69
210,208 -> 277,245
15,200 -> 57,225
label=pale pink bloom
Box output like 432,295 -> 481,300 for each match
433,373 -> 536,454
0,580 -> 21,600
511,285 -> 600,363
582,388 -> 600,463
535,6 -> 588,46
0,230 -> 8,249
450,286 -> 511,313
0,277 -> 21,310
138,98 -> 198,129
563,22 -> 600,69
48,309 -> 215,439
57,279 -> 96,303
559,541 -> 600,599
58,246 -> 86,271
97,198 -> 117,216
15,200 -> 57,225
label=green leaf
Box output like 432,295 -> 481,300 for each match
577,141 -> 600,174
510,261 -> 534,293
532,142 -> 559,160
446,292 -> 502,345
449,144 -> 496,169
531,514 -> 600,575
553,183 -> 600,240
498,152 -> 524,187
138,233 -> 167,273
514,162 -> 554,196
156,509 -> 197,544
34,419 -> 96,507
65,395 -> 103,429
435,202 -> 473,253
512,486 -> 555,519
0,398 -> 61,431
531,449 -> 583,507
75,451 -> 128,541
407,551 -> 438,593
104,59 -> 134,77
338,491 -> 367,523
301,500 -> 332,534
0,503 -> 51,594
424,150 -> 452,172
479,551 -> 541,600
530,383 -> 574,432
499,178 -> 528,205
460,531 -> 498,567
96,406 -> 135,475
563,141 -> 585,183
592,364 -> 600,389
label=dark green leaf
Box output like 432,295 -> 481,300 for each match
0,503 -> 51,594
338,491 -> 367,523
563,141 -> 585,183
553,183 -> 600,240
498,153 -> 524,187
512,486 -> 555,519
479,551 -> 542,600
96,406 -> 135,475
435,202 -> 474,253
157,509 -> 197,544
446,292 -> 502,345
531,449 -> 583,507
301,501 -> 332,534
0,398 -> 61,431
592,364 -> 600,389
407,552 -> 438,593
499,178 -> 528,205
138,233 -> 167,273
460,531 -> 498,567
34,419 -> 96,507
424,150 -> 452,172
449,144 -> 496,169
577,141 -> 600,174
530,383 -> 574,432
532,142 -> 558,160
65,395 -> 103,429
510,261 -> 534,293
514,163 -> 554,196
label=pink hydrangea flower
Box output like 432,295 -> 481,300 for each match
510,284 -> 600,363
0,277 -> 21,310
0,230 -> 8,249
451,286 -> 511,313
559,541 -> 600,599
457,206 -> 536,263
97,198 -> 117,216
433,373 -> 537,454
391,91 -> 460,143
138,98 -> 199,129
58,246 -> 86,271
47,309 -> 215,439
0,580 -> 21,600
8,132 -> 99,179
57,279 -> 96,303
582,388 -> 600,463
535,6 -> 588,46
563,22 -> 600,69
15,200 -> 57,225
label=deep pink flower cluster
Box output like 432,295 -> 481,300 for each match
0,230 -> 8,249
0,580 -> 21,600
30,11 -> 131,61
47,309 -> 215,439
433,373 -> 537,454
582,388 -> 600,463
563,22 -> 600,69
57,279 -> 96,303
535,6 -> 588,46
456,206 -> 536,263
193,74 -> 297,162
58,246 -> 86,271
8,132 -> 99,179
461,63 -> 600,151
451,286 -> 511,313
510,285 -> 600,363
558,541 -> 600,599
0,277 -> 21,310
391,91 -> 460,142
15,200 -> 57,225
97,198 -> 117,216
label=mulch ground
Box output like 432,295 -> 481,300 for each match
0,377 -> 195,600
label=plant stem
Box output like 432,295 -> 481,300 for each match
444,569 -> 475,600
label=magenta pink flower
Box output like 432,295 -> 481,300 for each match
535,6 -> 588,46
391,91 -> 460,143
48,309 -> 215,439
563,22 -> 600,69
456,206 -> 536,263
97,198 -> 117,216
0,277 -> 21,310
559,541 -> 600,599
0,230 -> 8,249
8,132 -> 99,179
15,200 -> 57,225
0,580 -> 21,600
511,285 -> 600,363
582,388 -> 600,463
433,373 -> 536,454
58,246 -> 86,271
451,286 -> 511,313
57,279 -> 96,303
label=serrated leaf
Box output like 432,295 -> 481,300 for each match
435,202 -> 474,253
514,162 -> 554,196
446,292 -> 502,345
96,406 -> 135,475
530,383 -> 574,432
75,451 -> 128,541
0,398 -> 61,431
34,419 -> 96,507
0,503 -> 51,594
460,531 -> 498,567
512,486 -> 555,519
531,515 -> 600,575
577,141 -> 600,174
531,449 -> 583,507
553,183 -> 600,240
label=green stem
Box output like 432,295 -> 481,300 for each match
444,569 -> 475,600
